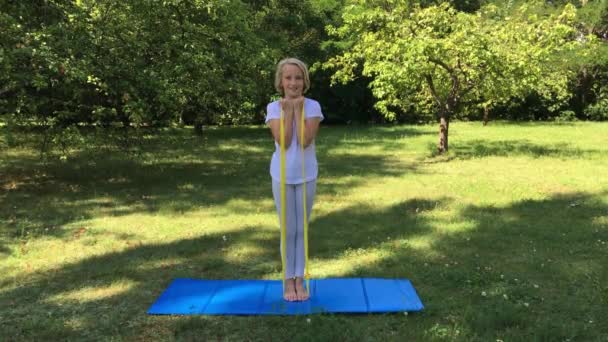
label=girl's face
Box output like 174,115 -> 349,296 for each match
281,64 -> 304,99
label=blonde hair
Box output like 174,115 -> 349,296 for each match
274,58 -> 310,96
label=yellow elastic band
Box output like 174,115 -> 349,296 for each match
279,107 -> 287,292
300,103 -> 310,295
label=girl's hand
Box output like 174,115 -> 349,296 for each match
280,99 -> 294,121
293,96 -> 304,111
280,98 -> 287,113
280,98 -> 291,116
293,96 -> 304,120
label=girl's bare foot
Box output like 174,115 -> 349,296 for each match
284,278 -> 297,301
295,277 -> 310,301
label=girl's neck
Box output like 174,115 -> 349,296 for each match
285,94 -> 303,100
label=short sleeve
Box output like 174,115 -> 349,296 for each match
305,99 -> 324,121
265,101 -> 281,124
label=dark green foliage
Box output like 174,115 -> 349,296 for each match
0,0 -> 607,149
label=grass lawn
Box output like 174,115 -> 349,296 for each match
1,121 -> 607,341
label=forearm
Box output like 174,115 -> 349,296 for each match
295,119 -> 316,148
271,110 -> 294,148
282,115 -> 294,148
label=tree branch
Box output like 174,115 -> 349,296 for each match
425,74 -> 442,109
429,57 -> 460,111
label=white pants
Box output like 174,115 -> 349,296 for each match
272,180 -> 316,279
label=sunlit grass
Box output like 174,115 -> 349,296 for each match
46,280 -> 137,304
1,122 -> 607,340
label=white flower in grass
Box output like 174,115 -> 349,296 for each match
524,302 -> 529,307
222,235 -> 227,241
306,318 -> 311,323
503,294 -> 508,300
533,284 -> 539,289
481,291 -> 487,297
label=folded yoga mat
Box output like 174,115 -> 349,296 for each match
148,278 -> 424,315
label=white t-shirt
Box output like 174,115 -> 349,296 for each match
265,98 -> 324,184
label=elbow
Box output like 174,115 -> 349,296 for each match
275,137 -> 293,149
303,138 -> 314,148
276,140 -> 293,149
275,131 -> 294,148
283,134 -> 293,149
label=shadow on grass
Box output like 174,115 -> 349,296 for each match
1,192 -> 606,340
0,225 -> 278,339
311,198 -> 450,262
319,124 -> 436,153
336,191 -> 608,340
2,125 -> 607,339
0,126 -> 425,247
425,139 -> 602,161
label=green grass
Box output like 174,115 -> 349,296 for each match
1,122 -> 607,341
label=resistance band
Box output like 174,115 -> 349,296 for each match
279,102 -> 310,295
300,103 -> 310,295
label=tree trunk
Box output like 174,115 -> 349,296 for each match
194,122 -> 204,136
483,105 -> 489,126
438,116 -> 449,153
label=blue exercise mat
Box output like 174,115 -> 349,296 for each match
148,278 -> 424,315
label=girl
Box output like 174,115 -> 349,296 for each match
265,58 -> 323,301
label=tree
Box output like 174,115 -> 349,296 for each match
567,0 -> 608,120
0,0 -> 268,142
323,0 -> 586,153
